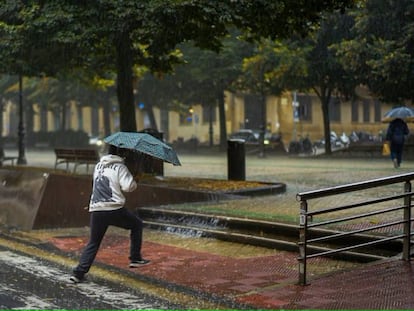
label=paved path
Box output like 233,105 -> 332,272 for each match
0,247 -> 176,309
2,149 -> 414,309
1,228 -> 413,309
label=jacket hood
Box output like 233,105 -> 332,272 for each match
100,154 -> 124,165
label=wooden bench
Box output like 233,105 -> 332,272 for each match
0,148 -> 18,167
344,143 -> 383,157
54,148 -> 100,173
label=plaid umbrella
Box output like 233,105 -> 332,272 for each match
382,106 -> 414,123
104,132 -> 181,166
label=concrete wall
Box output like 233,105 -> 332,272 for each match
0,169 -> 48,230
0,168 -> 228,230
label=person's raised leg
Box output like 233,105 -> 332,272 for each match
110,208 -> 149,267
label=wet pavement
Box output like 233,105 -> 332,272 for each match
2,227 -> 411,310
2,149 -> 414,309
0,245 -> 178,310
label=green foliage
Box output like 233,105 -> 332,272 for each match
0,75 -> 17,101
230,0 -> 355,40
137,31 -> 254,109
0,0 -> 355,132
0,1 -> 85,76
238,11 -> 357,154
337,0 -> 414,103
236,39 -> 308,96
303,12 -> 357,97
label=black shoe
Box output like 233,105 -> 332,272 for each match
69,275 -> 84,284
129,259 -> 150,268
393,158 -> 399,168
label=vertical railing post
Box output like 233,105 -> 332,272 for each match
298,199 -> 308,285
403,181 -> 412,261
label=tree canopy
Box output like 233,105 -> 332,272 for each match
338,0 -> 414,103
235,11 -> 356,154
0,0 -> 354,132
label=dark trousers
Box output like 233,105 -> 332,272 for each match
73,207 -> 143,277
390,142 -> 404,165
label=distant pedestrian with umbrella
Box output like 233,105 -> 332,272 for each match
383,106 -> 412,168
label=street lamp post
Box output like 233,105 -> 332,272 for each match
17,74 -> 27,165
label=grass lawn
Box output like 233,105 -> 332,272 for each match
162,154 -> 414,227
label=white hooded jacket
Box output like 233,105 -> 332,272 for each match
89,154 -> 137,212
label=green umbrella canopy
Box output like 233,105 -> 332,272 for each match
104,132 -> 181,166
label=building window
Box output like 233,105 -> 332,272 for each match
363,100 -> 370,122
329,97 -> 341,122
297,95 -> 312,121
351,100 -> 359,122
374,100 -> 381,122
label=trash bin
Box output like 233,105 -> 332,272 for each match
227,139 -> 245,181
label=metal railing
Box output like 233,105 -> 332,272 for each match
296,172 -> 414,285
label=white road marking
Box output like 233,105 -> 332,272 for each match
0,251 -> 159,309
0,283 -> 58,309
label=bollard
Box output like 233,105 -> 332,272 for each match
227,139 -> 246,181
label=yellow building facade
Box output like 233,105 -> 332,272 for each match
1,91 -> 405,148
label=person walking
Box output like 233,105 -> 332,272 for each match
386,118 -> 409,168
70,145 -> 150,284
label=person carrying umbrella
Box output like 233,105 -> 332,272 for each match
386,118 -> 409,168
70,144 -> 150,284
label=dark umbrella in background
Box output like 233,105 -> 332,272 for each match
382,106 -> 414,123
104,132 -> 181,166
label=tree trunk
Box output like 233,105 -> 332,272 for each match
218,91 -> 227,151
115,33 -> 137,132
319,88 -> 332,155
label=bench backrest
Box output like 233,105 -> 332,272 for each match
54,148 -> 77,160
74,149 -> 100,161
55,148 -> 100,162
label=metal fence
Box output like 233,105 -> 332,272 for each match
296,172 -> 414,285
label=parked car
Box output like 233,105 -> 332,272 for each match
229,129 -> 259,143
229,129 -> 281,145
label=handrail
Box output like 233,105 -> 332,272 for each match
306,193 -> 411,217
297,172 -> 414,201
307,205 -> 405,228
297,173 -> 413,285
306,219 -> 407,244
